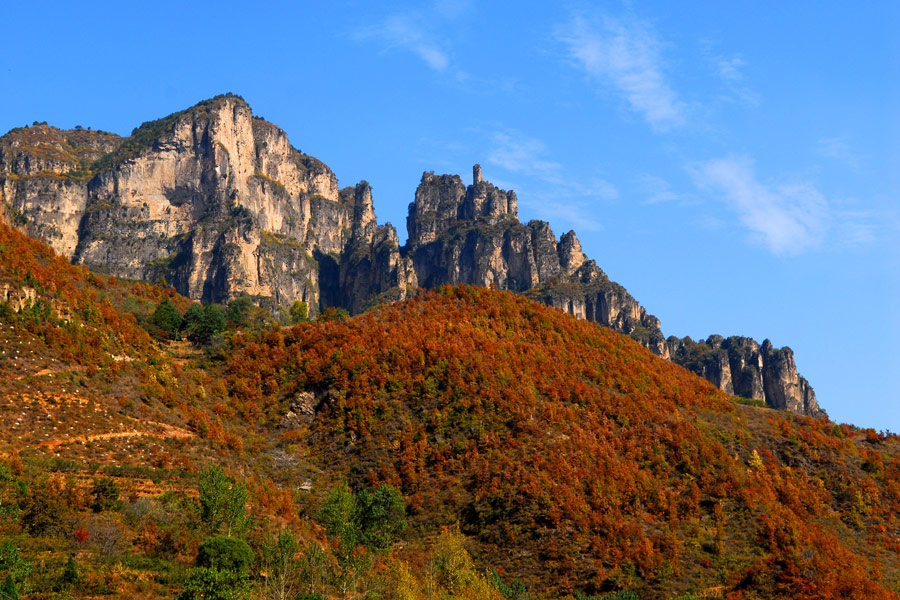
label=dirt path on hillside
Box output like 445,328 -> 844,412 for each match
39,420 -> 194,450
8,364 -> 86,381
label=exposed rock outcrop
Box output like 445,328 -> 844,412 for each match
0,96 -> 821,416
0,283 -> 36,312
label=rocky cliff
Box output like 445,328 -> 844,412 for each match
0,95 -> 821,416
667,335 -> 819,415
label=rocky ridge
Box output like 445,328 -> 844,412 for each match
0,95 -> 820,416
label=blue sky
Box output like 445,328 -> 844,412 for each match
2,1 -> 898,430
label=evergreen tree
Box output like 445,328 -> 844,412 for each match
226,296 -> 255,328
184,304 -> 227,346
0,574 -> 18,600
150,297 -> 182,337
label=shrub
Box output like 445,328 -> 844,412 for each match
0,575 -> 19,600
489,569 -> 528,599
61,556 -> 80,585
0,542 -> 30,578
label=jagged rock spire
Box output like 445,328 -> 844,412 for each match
350,181 -> 377,243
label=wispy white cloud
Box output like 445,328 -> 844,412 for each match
817,136 -> 864,169
487,130 -> 562,178
712,53 -> 760,107
366,14 -> 450,72
637,174 -> 679,204
716,56 -> 746,81
523,196 -> 606,231
557,14 -> 685,131
485,128 -> 616,230
433,0 -> 471,19
355,3 -> 471,79
488,129 -> 617,199
691,157 -> 831,254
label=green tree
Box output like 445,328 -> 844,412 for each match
197,536 -> 254,574
299,542 -> 330,599
318,484 -> 407,599
181,303 -> 204,334
319,485 -> 359,558
289,300 -> 309,324
90,478 -> 120,512
315,307 -> 349,323
0,542 -> 31,586
319,484 -> 406,556
184,304 -> 227,346
430,527 -> 500,600
174,567 -> 253,600
355,485 -> 407,551
226,296 -> 255,328
61,555 -> 80,586
199,466 -> 252,537
0,575 -> 18,600
150,297 -> 182,337
489,570 -> 528,600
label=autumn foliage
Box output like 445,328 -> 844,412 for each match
221,285 -> 900,599
0,222 -> 185,366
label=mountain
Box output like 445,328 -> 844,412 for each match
0,94 -> 818,416
0,219 -> 897,599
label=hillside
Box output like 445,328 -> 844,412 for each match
221,285 -> 900,599
0,95 -> 818,415
1,221 -> 897,599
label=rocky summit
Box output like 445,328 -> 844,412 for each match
0,94 -> 820,416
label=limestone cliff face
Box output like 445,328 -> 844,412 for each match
72,97 -> 348,309
0,125 -> 122,256
0,98 -> 821,416
337,182 -> 416,314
